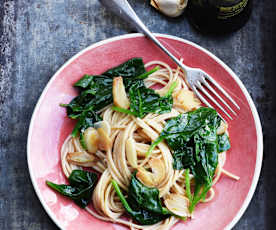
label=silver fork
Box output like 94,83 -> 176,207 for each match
99,0 -> 240,120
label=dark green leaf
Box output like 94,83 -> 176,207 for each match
111,174 -> 171,225
128,173 -> 163,214
68,169 -> 97,188
127,81 -> 175,118
126,199 -> 170,225
193,140 -> 218,185
148,107 -> 231,212
46,170 -> 98,208
173,147 -> 195,170
103,58 -> 145,81
62,58 -> 148,139
74,74 -> 94,89
71,110 -> 102,137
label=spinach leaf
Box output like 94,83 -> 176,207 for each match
193,140 -> 218,185
64,75 -> 113,120
113,81 -> 176,118
126,199 -> 170,225
184,169 -> 192,202
71,110 -> 102,137
46,170 -> 98,208
147,107 -> 219,156
111,174 -> 170,225
148,107 -> 230,212
173,147 -> 195,170
217,133 -> 231,152
128,173 -> 164,214
103,57 -> 145,79
74,74 -> 94,89
62,58 -> 156,140
128,81 -> 175,118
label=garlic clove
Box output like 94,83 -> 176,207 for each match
113,76 -> 130,109
150,0 -> 188,18
126,138 -> 138,168
164,194 -> 190,217
94,120 -> 111,136
83,127 -> 99,154
136,167 -> 155,187
148,158 -> 166,184
97,127 -> 112,151
136,158 -> 166,187
67,151 -> 96,167
173,89 -> 201,112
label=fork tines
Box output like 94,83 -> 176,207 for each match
192,73 -> 240,120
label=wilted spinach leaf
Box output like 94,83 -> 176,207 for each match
128,81 -> 175,118
71,110 -> 102,137
112,173 -> 171,225
147,107 -> 220,155
173,147 -> 194,170
63,75 -> 113,120
46,170 -> 98,208
148,107 -> 231,212
61,58 -> 151,142
103,58 -> 146,79
113,81 -> 176,118
128,173 -> 164,214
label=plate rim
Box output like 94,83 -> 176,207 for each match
27,33 -> 263,230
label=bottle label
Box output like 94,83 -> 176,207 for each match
218,0 -> 248,19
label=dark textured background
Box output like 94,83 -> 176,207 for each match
0,0 -> 275,229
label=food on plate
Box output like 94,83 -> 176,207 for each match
47,58 -> 239,230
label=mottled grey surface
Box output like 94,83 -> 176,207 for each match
0,0 -> 275,229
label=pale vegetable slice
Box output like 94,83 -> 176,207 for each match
97,127 -> 112,151
217,121 -> 228,135
151,0 -> 188,17
136,167 -> 155,186
135,143 -> 151,157
173,89 -> 201,112
83,127 -> 99,154
136,158 -> 166,187
164,194 -> 190,217
126,138 -> 138,168
94,120 -> 111,136
112,76 -> 130,109
66,151 -> 96,167
148,158 -> 166,183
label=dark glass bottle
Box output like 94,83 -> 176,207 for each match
186,0 -> 253,34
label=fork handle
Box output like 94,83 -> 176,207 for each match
99,0 -> 189,73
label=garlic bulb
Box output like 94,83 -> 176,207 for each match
150,0 -> 188,17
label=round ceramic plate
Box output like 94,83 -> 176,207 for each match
27,33 -> 263,230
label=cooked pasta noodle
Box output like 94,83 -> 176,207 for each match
60,60 -> 239,230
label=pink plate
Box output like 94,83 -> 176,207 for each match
27,33 -> 263,230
